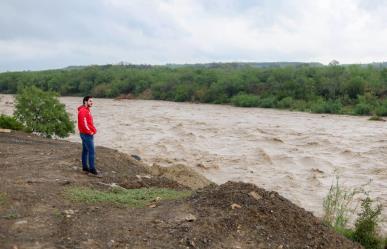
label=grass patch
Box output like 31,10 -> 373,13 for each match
52,208 -> 62,218
65,186 -> 192,207
2,208 -> 18,219
0,114 -> 25,130
0,192 -> 6,205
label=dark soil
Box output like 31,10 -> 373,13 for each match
0,131 -> 362,249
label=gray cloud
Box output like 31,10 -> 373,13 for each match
1,0 -> 386,71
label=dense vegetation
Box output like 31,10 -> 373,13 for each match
0,114 -> 25,131
1,63 -> 387,115
14,86 -> 74,137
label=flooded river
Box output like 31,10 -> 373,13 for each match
1,94 -> 386,232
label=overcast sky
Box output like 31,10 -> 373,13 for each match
1,0 -> 386,72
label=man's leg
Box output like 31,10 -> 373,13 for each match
80,134 -> 89,172
85,135 -> 96,173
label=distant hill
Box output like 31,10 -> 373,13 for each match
62,62 -> 324,71
58,61 -> 387,70
165,62 -> 324,69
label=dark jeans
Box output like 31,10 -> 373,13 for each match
80,133 -> 95,172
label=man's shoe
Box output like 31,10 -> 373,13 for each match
89,170 -> 102,178
82,168 -> 90,174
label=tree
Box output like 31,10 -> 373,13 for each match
329,60 -> 340,66
14,86 -> 74,138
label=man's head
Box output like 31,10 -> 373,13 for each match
83,96 -> 93,108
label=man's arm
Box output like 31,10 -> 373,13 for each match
86,113 -> 97,135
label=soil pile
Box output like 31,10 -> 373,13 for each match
0,132 -> 362,248
148,163 -> 213,190
184,182 -> 362,248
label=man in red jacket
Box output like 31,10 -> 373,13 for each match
78,96 -> 99,176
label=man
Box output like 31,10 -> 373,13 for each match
77,96 -> 99,176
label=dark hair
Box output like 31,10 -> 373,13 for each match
83,96 -> 93,105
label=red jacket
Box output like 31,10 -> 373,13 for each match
78,105 -> 97,135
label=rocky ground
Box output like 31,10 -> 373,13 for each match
0,131 -> 362,249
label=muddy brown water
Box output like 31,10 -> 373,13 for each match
1,94 -> 386,233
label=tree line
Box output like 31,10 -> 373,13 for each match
1,63 -> 387,116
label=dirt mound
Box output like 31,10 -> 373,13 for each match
182,182 -> 362,249
0,131 -> 362,249
148,163 -> 213,190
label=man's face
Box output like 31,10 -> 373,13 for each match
86,98 -> 93,108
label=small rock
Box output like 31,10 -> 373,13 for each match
185,214 -> 197,222
14,220 -> 27,225
249,191 -> 262,200
152,219 -> 163,224
81,239 -> 98,247
107,240 -> 115,248
131,155 -> 141,161
59,180 -> 71,185
186,238 -> 195,247
64,209 -> 75,215
136,174 -> 152,180
231,203 -> 242,209
64,209 -> 76,218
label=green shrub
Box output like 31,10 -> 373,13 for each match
375,106 -> 387,117
311,99 -> 342,114
14,86 -> 75,138
174,84 -> 193,102
323,176 -> 386,249
277,96 -> 294,109
258,96 -> 277,108
231,93 -> 260,107
354,102 -> 372,115
353,95 -> 377,115
323,175 -> 366,230
352,197 -> 383,249
91,83 -> 113,98
0,114 -> 25,130
290,99 -> 309,111
375,101 -> 387,116
335,226 -> 355,240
